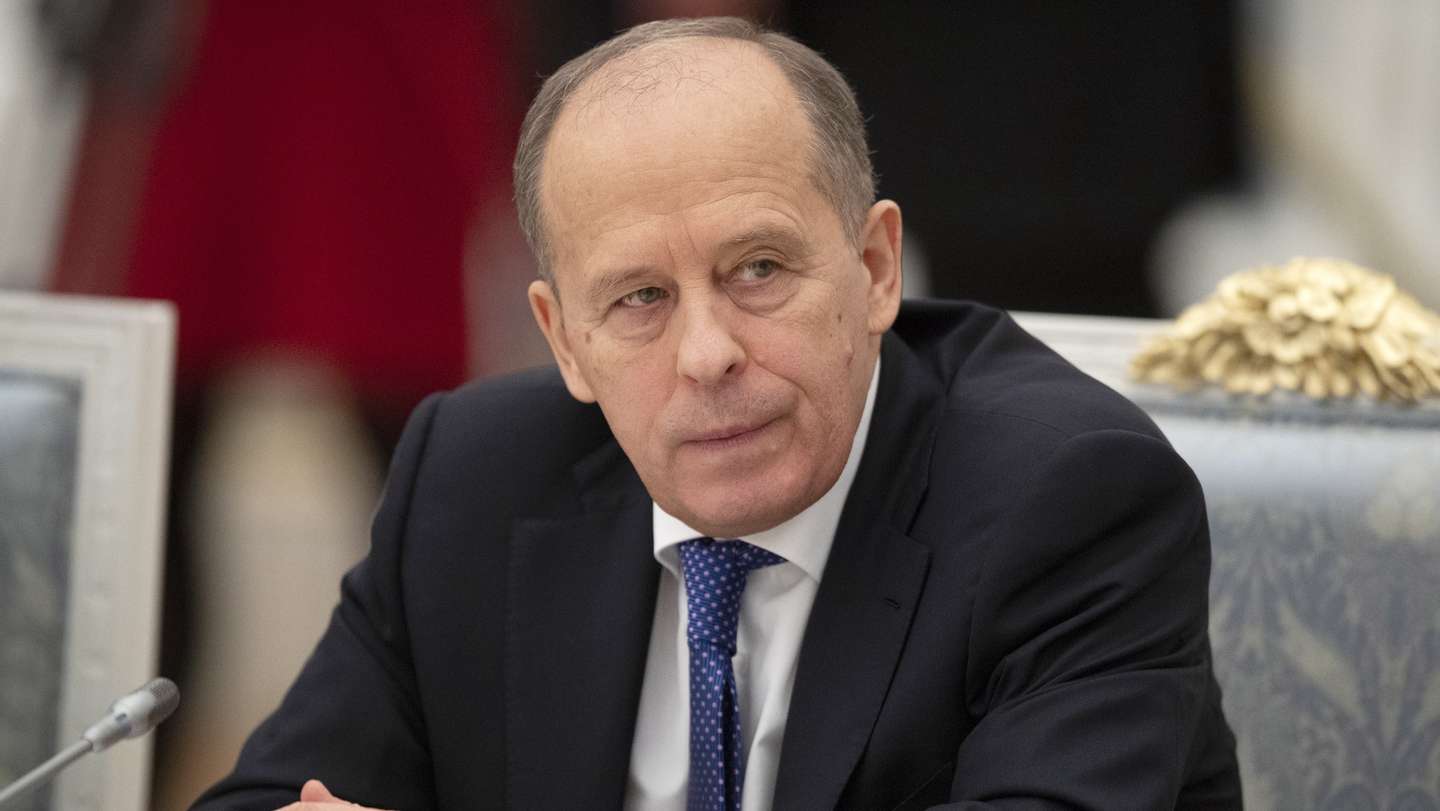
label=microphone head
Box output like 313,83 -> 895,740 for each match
83,677 -> 181,751
141,678 -> 180,729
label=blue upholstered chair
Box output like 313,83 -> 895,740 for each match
1016,312 -> 1440,811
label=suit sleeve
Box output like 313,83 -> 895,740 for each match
939,429 -> 1221,809
189,393 -> 446,811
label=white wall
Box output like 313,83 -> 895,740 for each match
1153,0 -> 1440,313
0,2 -> 87,290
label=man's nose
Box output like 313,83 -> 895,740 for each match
674,297 -> 746,385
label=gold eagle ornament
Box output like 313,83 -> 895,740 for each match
1131,258 -> 1440,402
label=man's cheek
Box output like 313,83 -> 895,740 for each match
751,319 -> 851,383
761,282 -> 835,329
583,342 -> 650,392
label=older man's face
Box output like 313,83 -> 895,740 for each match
529,39 -> 902,538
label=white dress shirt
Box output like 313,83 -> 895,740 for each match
624,362 -> 880,810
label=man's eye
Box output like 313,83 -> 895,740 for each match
618,287 -> 667,308
737,258 -> 780,282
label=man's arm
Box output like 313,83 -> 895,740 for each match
943,428 -> 1232,809
190,394 -> 446,811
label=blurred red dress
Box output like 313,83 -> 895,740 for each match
116,0 -> 516,415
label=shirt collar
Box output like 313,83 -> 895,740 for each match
652,358 -> 881,584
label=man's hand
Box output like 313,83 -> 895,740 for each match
275,779 -> 392,810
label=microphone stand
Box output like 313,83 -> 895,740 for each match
0,677 -> 178,808
0,740 -> 92,807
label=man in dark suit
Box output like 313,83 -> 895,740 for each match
194,17 -> 1240,811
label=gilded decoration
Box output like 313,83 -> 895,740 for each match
1132,258 -> 1440,402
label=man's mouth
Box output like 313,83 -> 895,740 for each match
684,417 -> 779,448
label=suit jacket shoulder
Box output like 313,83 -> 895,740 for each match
810,299 -> 1240,808
893,298 -> 1165,442
412,366 -> 621,522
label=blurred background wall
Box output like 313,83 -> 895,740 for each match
1154,0 -> 1440,311
0,1 -> 1435,809
0,0 -> 88,291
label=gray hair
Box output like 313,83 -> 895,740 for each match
512,16 -> 876,284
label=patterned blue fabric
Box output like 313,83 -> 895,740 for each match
678,538 -> 785,811
1015,312 -> 1440,809
1153,408 -> 1440,810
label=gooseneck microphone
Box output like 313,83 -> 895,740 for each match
80,677 -> 180,751
0,678 -> 179,808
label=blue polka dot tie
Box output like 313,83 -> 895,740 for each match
678,537 -> 786,811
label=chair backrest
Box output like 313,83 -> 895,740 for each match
1015,311 -> 1440,811
0,291 -> 175,811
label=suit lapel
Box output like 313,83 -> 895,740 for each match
773,334 -> 945,808
504,442 -> 658,809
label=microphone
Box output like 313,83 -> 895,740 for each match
0,678 -> 179,808
83,677 -> 180,751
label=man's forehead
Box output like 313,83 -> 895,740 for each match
543,37 -> 808,185
564,37 -> 794,125
539,37 -> 821,276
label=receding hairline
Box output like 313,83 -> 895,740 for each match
537,37 -> 815,263
558,35 -> 793,121
514,17 -> 876,287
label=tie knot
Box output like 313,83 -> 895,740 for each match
678,538 -> 785,654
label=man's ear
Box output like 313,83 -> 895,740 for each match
528,279 -> 597,403
859,200 -> 903,335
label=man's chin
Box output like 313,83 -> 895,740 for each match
665,485 -> 809,539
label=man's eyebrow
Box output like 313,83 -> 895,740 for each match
726,225 -> 810,254
581,226 -> 810,305
584,266 -> 654,307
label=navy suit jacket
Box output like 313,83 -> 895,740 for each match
194,300 -> 1241,809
